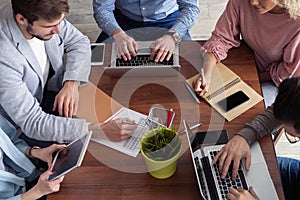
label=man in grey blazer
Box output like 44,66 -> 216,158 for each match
0,0 -> 136,147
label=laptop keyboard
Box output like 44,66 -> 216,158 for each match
122,118 -> 149,150
211,150 -> 248,199
195,150 -> 248,200
116,54 -> 174,67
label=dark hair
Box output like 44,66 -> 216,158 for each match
11,0 -> 69,24
274,77 -> 300,132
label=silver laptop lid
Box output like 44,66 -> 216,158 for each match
105,41 -> 180,77
183,120 -> 206,197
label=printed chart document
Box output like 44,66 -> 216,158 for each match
76,83 -> 149,157
186,62 -> 263,121
91,107 -> 149,157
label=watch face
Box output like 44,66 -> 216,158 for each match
173,32 -> 181,42
164,31 -> 181,43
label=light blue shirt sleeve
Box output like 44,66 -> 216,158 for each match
172,0 -> 200,37
93,0 -> 121,37
93,0 -> 200,37
0,115 -> 28,154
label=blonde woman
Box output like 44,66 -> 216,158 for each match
194,0 -> 300,107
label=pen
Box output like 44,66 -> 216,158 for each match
166,108 -> 173,127
179,122 -> 203,134
200,68 -> 206,89
121,120 -> 137,125
184,82 -> 200,104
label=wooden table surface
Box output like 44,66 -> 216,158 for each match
48,41 -> 284,200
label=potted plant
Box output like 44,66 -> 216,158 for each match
140,127 -> 182,179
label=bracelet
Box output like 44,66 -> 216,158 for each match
29,146 -> 40,158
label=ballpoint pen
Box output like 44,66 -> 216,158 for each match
179,122 -> 203,134
166,108 -> 173,127
200,68 -> 206,90
184,82 -> 200,104
121,120 -> 137,125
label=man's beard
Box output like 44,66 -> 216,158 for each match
26,25 -> 53,41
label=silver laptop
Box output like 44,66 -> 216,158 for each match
183,120 -> 278,200
105,41 -> 181,77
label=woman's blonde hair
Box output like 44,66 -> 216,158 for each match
274,0 -> 300,20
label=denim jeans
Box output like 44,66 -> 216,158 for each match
96,9 -> 191,43
278,156 -> 300,200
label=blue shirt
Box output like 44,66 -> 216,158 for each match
93,0 -> 200,37
0,115 -> 39,200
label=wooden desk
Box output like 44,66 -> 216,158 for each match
49,41 -> 284,200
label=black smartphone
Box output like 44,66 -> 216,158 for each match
91,43 -> 105,65
216,91 -> 250,112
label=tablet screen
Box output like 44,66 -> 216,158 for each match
48,132 -> 91,180
91,43 -> 105,65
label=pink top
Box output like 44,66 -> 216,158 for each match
203,0 -> 300,86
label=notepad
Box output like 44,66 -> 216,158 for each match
90,107 -> 149,157
186,63 -> 263,121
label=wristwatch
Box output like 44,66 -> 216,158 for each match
29,146 -> 40,158
164,31 -> 181,43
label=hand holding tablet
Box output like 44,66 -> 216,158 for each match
48,132 -> 92,180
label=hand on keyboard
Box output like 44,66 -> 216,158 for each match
212,135 -> 251,180
112,29 -> 138,61
227,187 -> 259,200
116,54 -> 174,67
89,118 -> 137,142
150,34 -> 176,62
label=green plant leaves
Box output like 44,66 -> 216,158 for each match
141,127 -> 181,161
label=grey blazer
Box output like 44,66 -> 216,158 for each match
0,4 -> 91,143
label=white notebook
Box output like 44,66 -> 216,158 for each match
91,107 -> 148,157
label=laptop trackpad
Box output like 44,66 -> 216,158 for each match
246,164 -> 278,200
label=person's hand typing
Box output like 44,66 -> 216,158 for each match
212,135 -> 251,180
53,80 -> 80,118
112,29 -> 138,61
89,118 -> 137,142
227,187 -> 259,200
150,34 -> 175,62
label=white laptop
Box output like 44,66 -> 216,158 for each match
183,120 -> 278,200
104,41 -> 181,77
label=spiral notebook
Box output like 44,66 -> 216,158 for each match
186,63 -> 263,121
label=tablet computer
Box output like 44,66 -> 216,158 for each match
91,43 -> 105,65
48,131 -> 92,180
